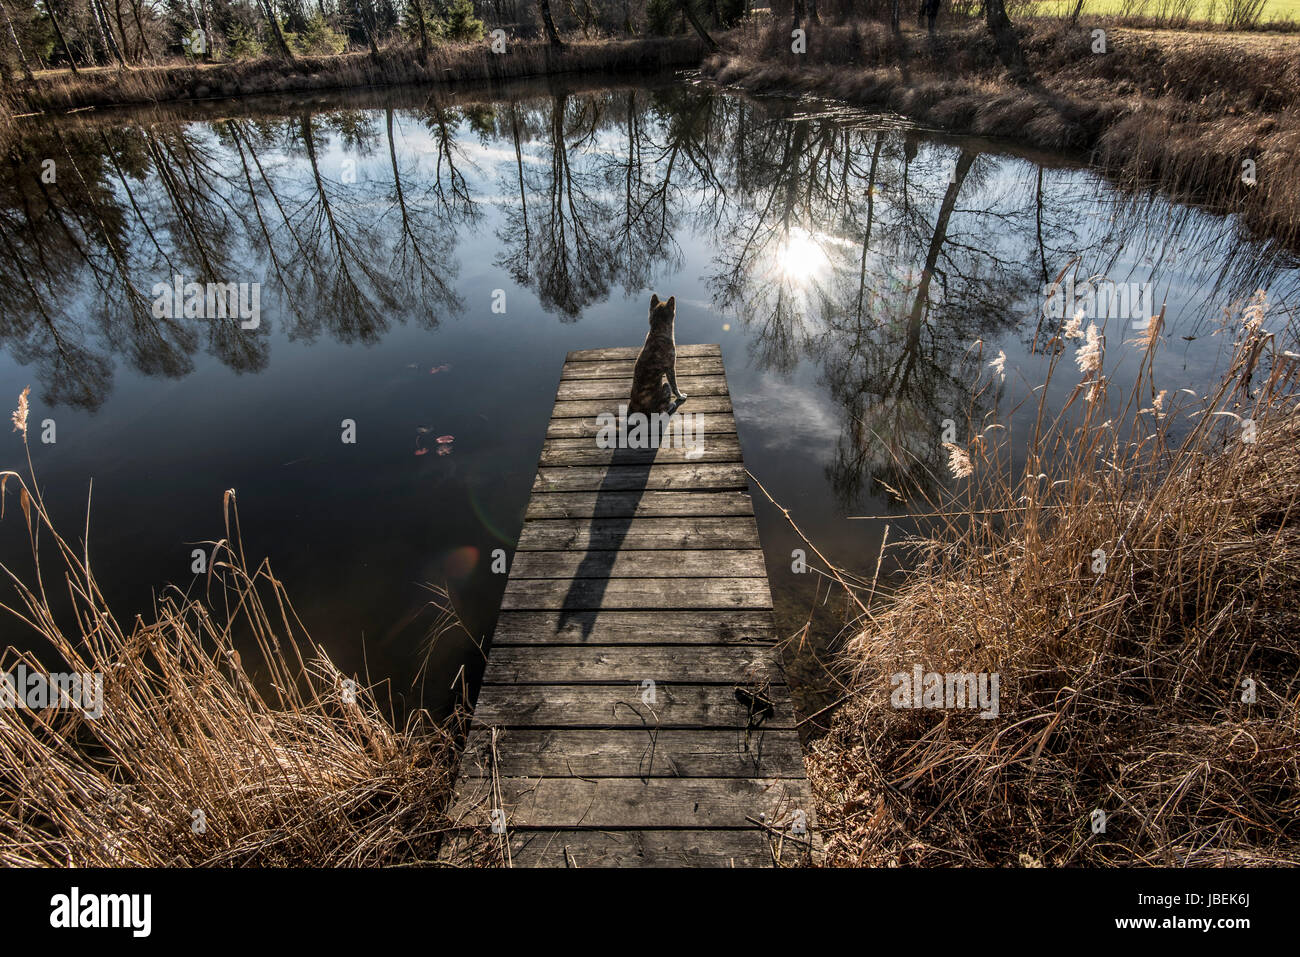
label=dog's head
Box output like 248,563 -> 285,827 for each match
648,294 -> 676,333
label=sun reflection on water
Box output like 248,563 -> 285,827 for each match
775,226 -> 831,284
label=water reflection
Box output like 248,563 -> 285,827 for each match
1,75 -> 1297,715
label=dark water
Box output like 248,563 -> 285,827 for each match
2,73 -> 1297,718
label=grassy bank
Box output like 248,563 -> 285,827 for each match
6,36 -> 705,120
1030,0 -> 1300,29
0,423 -> 493,866
703,20 -> 1300,250
804,296 -> 1300,866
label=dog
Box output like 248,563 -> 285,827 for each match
627,294 -> 687,416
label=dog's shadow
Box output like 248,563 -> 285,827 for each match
555,398 -> 687,639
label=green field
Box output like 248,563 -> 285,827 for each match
1029,0 -> 1300,24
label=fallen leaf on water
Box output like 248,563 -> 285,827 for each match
414,448 -> 429,456
430,363 -> 451,374
436,435 -> 454,444
437,446 -> 452,456
416,427 -> 430,434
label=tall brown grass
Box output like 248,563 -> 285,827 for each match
805,293 -> 1300,865
0,423 -> 493,867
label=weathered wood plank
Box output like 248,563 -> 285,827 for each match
555,375 -> 728,400
470,683 -> 796,728
525,490 -> 754,520
500,577 -> 773,610
452,777 -> 815,830
545,413 -> 736,440
533,463 -> 748,494
560,356 -> 724,379
538,437 -> 744,467
517,517 -> 760,550
508,549 -> 768,579
481,644 -> 783,684
567,344 -> 720,362
505,830 -> 784,867
551,395 -> 733,418
460,728 -> 806,778
491,610 -> 777,644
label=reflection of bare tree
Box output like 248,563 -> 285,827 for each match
1,81 -> 1296,427
495,91 -> 617,321
288,113 -> 401,345
384,107 -> 465,321
703,98 -> 1052,506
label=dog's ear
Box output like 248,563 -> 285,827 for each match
667,296 -> 675,310
650,294 -> 660,309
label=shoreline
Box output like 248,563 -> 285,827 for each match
4,36 -> 706,120
701,19 -> 1300,251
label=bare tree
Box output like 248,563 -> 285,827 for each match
984,0 -> 1026,74
538,0 -> 563,46
678,0 -> 718,51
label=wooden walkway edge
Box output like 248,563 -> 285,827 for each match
450,344 -> 818,867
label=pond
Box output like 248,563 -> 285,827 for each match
2,71 -> 1297,720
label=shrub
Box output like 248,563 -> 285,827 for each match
438,0 -> 485,42
286,14 -> 347,55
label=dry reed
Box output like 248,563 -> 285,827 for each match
805,292 -> 1300,866
0,423 -> 495,867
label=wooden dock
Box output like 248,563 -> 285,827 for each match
451,344 -> 817,867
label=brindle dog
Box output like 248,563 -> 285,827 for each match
627,294 -> 687,416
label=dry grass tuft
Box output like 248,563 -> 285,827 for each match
0,439 -> 495,867
807,294 -> 1300,866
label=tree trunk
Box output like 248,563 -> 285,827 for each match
984,0 -> 1025,73
109,0 -> 134,62
359,0 -> 381,58
1,0 -> 35,79
46,1 -> 80,73
260,0 -> 296,60
678,0 -> 718,50
538,0 -> 563,46
890,0 -> 900,37
128,0 -> 154,60
91,0 -> 128,67
409,0 -> 431,59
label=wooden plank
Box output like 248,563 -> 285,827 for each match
508,549 -> 767,579
551,395 -> 733,418
517,517 -> 760,550
533,463 -> 749,493
555,375 -> 728,400
451,777 -> 815,830
545,413 -> 736,440
460,728 -> 807,778
525,491 -> 754,520
481,645 -> 784,684
470,683 -> 797,728
500,577 -> 773,610
560,356 -> 724,379
567,344 -> 721,362
505,830 -> 786,867
538,437 -> 744,467
491,611 -> 777,644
